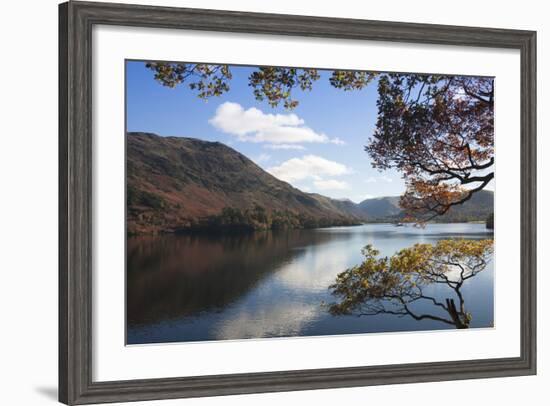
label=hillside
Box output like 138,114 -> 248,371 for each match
437,190 -> 494,222
127,132 -> 362,234
358,196 -> 402,219
308,194 -> 368,219
127,132 -> 494,234
357,191 -> 494,222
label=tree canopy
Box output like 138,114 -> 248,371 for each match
145,62 -> 376,109
144,62 -> 494,221
327,239 -> 493,329
367,75 -> 494,221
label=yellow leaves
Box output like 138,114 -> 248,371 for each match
432,238 -> 493,260
390,242 -> 433,275
328,238 -> 493,317
338,239 -> 492,292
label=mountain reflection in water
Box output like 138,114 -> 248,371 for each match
127,223 -> 494,344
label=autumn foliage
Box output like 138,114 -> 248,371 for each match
145,62 -> 494,221
145,62 -> 375,109
366,75 -> 494,221
328,239 -> 494,328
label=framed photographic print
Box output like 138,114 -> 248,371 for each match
59,1 -> 537,404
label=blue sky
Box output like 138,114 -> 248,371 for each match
126,61 -> 406,202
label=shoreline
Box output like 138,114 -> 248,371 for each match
127,221 -> 495,237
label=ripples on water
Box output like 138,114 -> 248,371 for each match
127,223 -> 494,344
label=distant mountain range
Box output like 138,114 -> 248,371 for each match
127,132 -> 494,234
355,191 -> 494,223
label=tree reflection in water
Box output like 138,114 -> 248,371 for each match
328,239 -> 493,329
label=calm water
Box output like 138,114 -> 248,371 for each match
127,223 -> 494,344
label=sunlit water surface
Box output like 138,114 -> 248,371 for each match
127,223 -> 494,344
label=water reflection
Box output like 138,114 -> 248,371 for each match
127,224 -> 494,344
127,230 -> 351,325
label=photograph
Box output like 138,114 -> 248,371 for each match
125,60 -> 495,345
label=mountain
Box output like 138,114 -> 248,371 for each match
127,132 -> 363,234
127,132 -> 494,234
358,196 -> 402,219
357,191 -> 494,222
437,189 -> 494,222
308,193 -> 369,219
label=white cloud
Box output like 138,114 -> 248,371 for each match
329,137 -> 346,145
267,155 -> 353,183
313,179 -> 350,190
253,153 -> 271,164
209,102 -> 342,145
264,144 -> 306,150
364,175 -> 393,183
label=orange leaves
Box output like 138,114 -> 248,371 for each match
366,75 -> 494,222
399,179 -> 469,219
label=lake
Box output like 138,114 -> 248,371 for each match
127,223 -> 494,344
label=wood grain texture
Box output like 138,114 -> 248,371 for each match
58,3 -> 69,404
58,1 -> 537,404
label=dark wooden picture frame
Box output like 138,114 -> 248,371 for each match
59,1 -> 536,404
